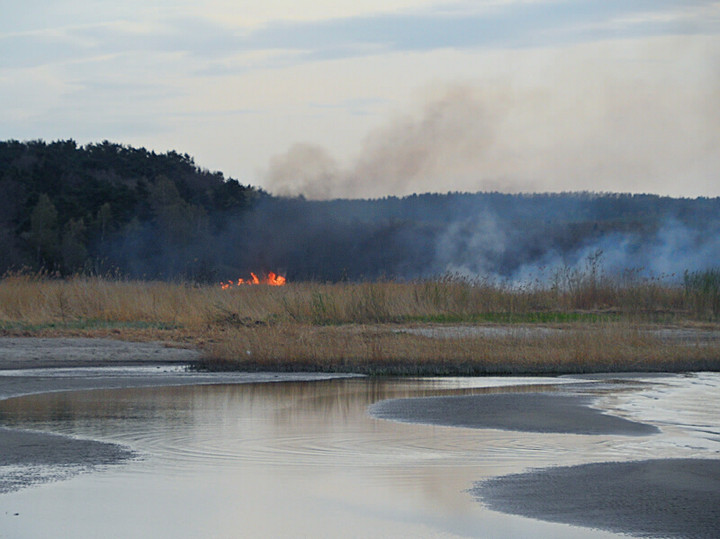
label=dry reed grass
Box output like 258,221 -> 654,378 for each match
1,274 -> 718,375
202,323 -> 720,375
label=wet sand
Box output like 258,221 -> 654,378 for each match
370,392 -> 660,435
373,384 -> 719,538
0,337 -> 201,370
0,427 -> 135,494
474,459 -> 720,539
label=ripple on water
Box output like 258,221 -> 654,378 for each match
1,375 -> 718,474
2,374 -> 718,539
593,372 -> 720,457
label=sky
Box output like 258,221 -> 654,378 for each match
2,0 -> 719,198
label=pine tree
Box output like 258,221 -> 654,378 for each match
28,194 -> 59,269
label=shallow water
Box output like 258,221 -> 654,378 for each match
0,373 -> 718,538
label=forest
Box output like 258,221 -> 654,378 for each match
1,139 -> 719,283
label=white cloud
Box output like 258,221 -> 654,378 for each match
1,1 -> 718,198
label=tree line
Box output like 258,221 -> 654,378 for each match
1,139 -> 719,282
0,140 -> 260,278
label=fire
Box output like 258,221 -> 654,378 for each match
220,272 -> 286,289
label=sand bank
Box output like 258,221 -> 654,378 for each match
370,392 -> 659,435
371,379 -> 719,538
475,459 -> 720,539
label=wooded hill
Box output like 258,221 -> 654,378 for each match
0,140 -> 260,278
1,140 -> 718,282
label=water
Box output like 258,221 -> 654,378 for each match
0,373 -> 718,538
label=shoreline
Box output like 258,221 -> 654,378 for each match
0,336 -> 201,370
2,336 -> 718,537
199,322 -> 720,375
0,337 -> 361,494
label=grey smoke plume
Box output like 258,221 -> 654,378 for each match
264,56 -> 720,199
264,85 -> 523,199
444,215 -> 720,286
435,213 -> 508,277
265,143 -> 342,200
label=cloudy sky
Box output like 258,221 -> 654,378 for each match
2,1 -> 719,198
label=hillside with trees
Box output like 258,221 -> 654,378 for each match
1,140 -> 719,282
0,140 -> 261,278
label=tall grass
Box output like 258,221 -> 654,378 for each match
1,271 -> 719,374
684,269 -> 720,320
0,271 -> 706,329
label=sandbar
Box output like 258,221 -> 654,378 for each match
370,391 -> 659,435
474,458 -> 720,539
371,380 -> 719,537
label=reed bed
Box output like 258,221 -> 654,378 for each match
1,272 -> 719,375
203,323 -> 720,375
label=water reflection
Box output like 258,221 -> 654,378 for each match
0,378 -> 616,471
0,375 -> 716,538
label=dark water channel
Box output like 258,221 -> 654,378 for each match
0,374 -> 718,538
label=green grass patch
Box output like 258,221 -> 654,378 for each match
0,319 -> 181,332
402,312 -> 621,324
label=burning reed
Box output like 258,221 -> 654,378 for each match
1,272 -> 719,375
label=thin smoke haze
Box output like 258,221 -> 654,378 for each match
264,85 -> 524,199
180,193 -> 718,284
264,62 -> 720,199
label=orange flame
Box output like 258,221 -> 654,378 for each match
220,272 -> 286,289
